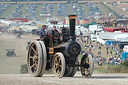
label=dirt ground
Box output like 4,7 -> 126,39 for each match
0,72 -> 128,85
0,33 -> 38,74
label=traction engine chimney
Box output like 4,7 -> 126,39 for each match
68,15 -> 77,41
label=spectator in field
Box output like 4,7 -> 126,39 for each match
117,57 -> 121,65
118,53 -> 120,57
110,51 -> 112,55
107,50 -> 109,55
114,51 -> 117,55
93,45 -> 95,50
98,59 -> 102,66
89,47 -> 91,52
114,56 -> 117,65
99,45 -> 101,50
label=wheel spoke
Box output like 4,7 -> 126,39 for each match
35,62 -> 38,67
31,47 -> 38,56
59,65 -> 62,67
54,56 -> 61,74
36,47 -> 38,56
30,64 -> 35,69
59,58 -> 61,62
34,55 -> 38,59
57,68 -> 60,74
55,58 -> 58,63
30,56 -> 33,59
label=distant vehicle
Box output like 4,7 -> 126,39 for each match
17,33 -> 21,38
104,27 -> 125,32
89,25 -> 103,33
32,29 -> 40,36
6,49 -> 16,57
123,45 -> 128,52
32,29 -> 37,35
91,35 -> 97,42
121,52 -> 128,61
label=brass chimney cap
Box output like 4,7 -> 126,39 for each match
68,15 -> 77,19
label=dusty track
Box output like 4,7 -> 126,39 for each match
0,33 -> 38,73
0,72 -> 128,85
0,33 -> 128,85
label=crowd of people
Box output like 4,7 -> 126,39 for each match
77,35 -> 122,66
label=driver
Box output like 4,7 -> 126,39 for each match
51,26 -> 59,36
50,26 -> 60,44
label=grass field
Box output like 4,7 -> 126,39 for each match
35,5 -> 42,20
52,4 -> 57,17
66,4 -> 73,15
0,3 -> 126,19
80,4 -> 90,17
96,3 -> 110,16
106,3 -> 128,16
0,5 -> 16,18
20,5 -> 29,17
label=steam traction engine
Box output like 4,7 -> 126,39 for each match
27,15 -> 94,78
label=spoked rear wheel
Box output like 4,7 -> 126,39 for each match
27,41 -> 46,77
80,53 -> 94,78
52,52 -> 65,78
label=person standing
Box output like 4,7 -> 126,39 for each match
110,51 -> 112,55
39,25 -> 49,46
39,25 -> 47,39
107,50 -> 109,55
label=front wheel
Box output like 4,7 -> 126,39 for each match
80,53 -> 94,78
52,52 -> 65,78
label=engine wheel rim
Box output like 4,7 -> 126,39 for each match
81,54 -> 94,78
29,43 -> 39,73
54,55 -> 62,76
27,41 -> 43,77
52,53 -> 65,78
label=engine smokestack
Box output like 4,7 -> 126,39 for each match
68,15 -> 76,41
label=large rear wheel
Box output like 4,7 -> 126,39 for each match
27,41 -> 46,77
38,41 -> 47,76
